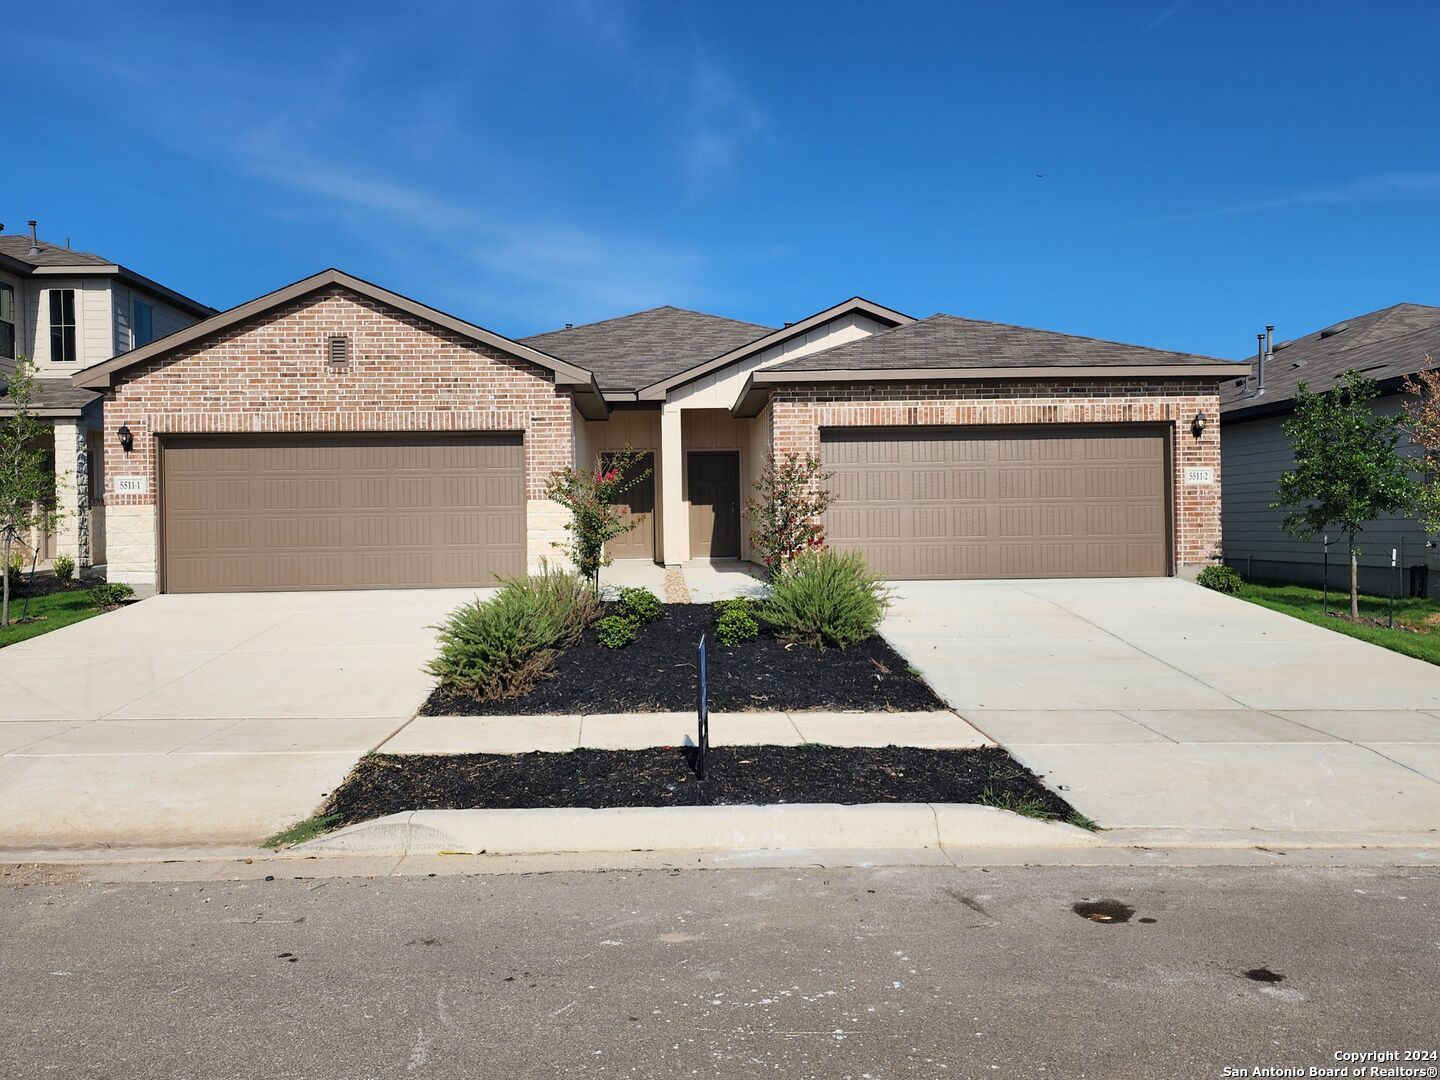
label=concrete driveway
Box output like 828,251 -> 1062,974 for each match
884,578 -> 1440,839
0,589 -> 477,849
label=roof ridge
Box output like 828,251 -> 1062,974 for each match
523,304 -> 772,340
922,311 -> 1227,363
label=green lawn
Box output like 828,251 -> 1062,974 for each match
1236,580 -> 1440,666
0,588 -> 103,649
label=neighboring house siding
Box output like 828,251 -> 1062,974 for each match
1221,394 -> 1433,595
100,286 -> 575,590
29,277 -> 112,372
768,378 -> 1224,568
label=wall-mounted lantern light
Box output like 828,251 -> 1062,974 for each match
1191,412 -> 1207,438
117,424 -> 133,453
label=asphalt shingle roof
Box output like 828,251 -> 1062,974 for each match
770,313 -> 1228,372
0,377 -> 102,414
520,306 -> 772,392
0,236 -> 111,268
1221,303 -> 1440,413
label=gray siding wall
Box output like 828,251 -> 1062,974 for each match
1221,393 -> 1435,596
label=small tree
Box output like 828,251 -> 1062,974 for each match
0,358 -> 60,627
746,452 -> 835,575
544,445 -> 651,589
1272,368 -> 1416,618
1401,357 -> 1440,532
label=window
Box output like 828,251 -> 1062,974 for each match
132,300 -> 153,348
0,283 -> 14,359
49,289 -> 77,362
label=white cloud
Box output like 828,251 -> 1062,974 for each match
1142,4 -> 1183,35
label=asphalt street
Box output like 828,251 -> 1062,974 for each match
1,862 -> 1436,1079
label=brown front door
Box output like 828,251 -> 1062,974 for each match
603,451 -> 655,560
687,451 -> 741,559
160,433 -> 526,592
822,426 -> 1169,580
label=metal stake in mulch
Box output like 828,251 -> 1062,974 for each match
1322,534 -> 1330,614
695,632 -> 710,780
1389,546 -> 1398,630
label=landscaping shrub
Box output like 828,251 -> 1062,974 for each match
712,596 -> 758,619
52,554 -> 75,582
594,613 -> 637,649
5,548 -> 24,579
714,604 -> 759,647
617,586 -> 661,623
1197,564 -> 1244,595
88,582 -> 135,609
760,548 -> 890,648
425,564 -> 600,699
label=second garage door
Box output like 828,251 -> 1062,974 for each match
161,434 -> 525,592
822,426 -> 1169,580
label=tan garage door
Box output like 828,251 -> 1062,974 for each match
822,426 -> 1169,580
161,434 -> 525,593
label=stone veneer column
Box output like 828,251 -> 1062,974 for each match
50,420 -> 85,568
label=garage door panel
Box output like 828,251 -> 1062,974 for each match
821,426 -> 1167,580
162,434 -> 524,592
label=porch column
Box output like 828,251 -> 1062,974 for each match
51,419 -> 87,568
660,404 -> 687,565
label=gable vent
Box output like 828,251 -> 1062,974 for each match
327,334 -> 351,364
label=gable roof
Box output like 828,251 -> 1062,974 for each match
635,297 -> 913,401
732,312 -> 1241,416
769,312 -> 1235,373
1222,302 -> 1440,418
520,306 -> 772,393
70,268 -> 608,417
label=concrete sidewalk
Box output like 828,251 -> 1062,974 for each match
380,709 -> 990,753
883,578 -> 1440,837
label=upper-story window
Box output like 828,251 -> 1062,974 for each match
0,283 -> 14,359
49,289 -> 77,362
132,299 -> 154,348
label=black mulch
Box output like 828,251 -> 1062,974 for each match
324,745 -> 1079,828
6,575 -> 88,599
422,603 -> 945,715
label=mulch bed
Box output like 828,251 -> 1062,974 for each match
323,745 -> 1078,828
422,603 -> 945,715
6,575 -> 87,600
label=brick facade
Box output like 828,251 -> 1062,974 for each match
101,286 -> 574,589
768,379 -> 1224,568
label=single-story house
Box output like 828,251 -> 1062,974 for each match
71,268 -> 1240,594
1220,302 -> 1440,596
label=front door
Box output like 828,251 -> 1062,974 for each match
687,451 -> 741,559
603,451 -> 656,560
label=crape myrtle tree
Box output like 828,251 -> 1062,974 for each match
1271,368 -> 1416,618
0,358 -> 61,627
1401,357 -> 1440,532
544,445 -> 651,590
746,452 -> 835,576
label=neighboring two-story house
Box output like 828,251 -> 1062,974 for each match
0,222 -> 212,572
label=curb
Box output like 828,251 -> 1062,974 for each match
296,803 -> 1106,857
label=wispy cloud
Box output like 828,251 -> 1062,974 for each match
1142,4 -> 1183,35
682,60 -> 768,194
1141,172 -> 1440,225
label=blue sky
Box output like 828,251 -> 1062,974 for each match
12,1 -> 1440,357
